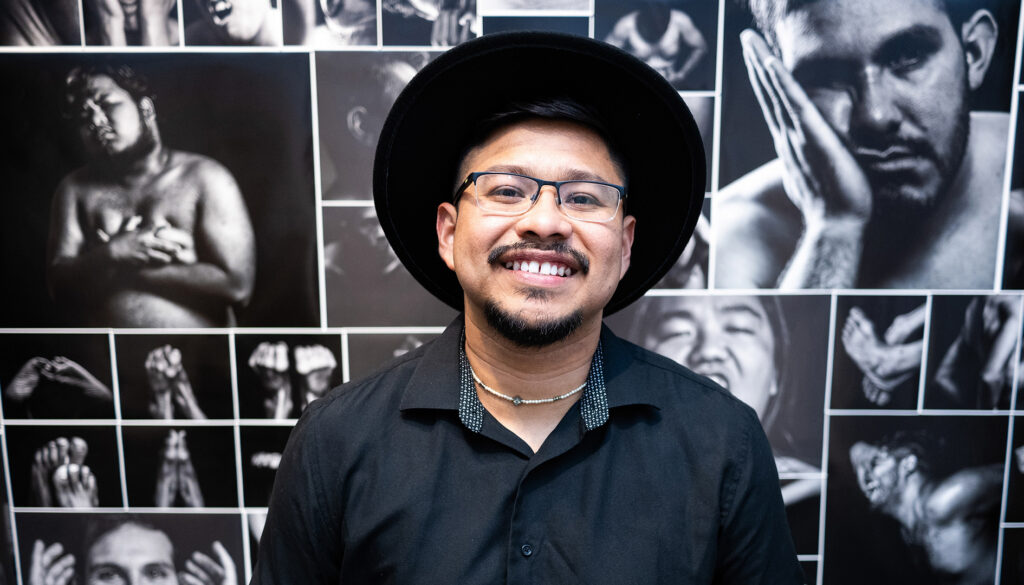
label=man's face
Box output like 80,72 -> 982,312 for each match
194,0 -> 268,42
645,296 -> 776,418
74,75 -> 152,161
850,442 -> 905,508
437,119 -> 635,346
85,524 -> 178,585
773,0 -> 972,209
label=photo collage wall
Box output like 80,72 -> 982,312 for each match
1,0 -> 1023,583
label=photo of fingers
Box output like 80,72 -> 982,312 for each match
2,0 -> 1024,583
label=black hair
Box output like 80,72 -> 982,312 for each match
747,0 -> 975,50
62,64 -> 154,120
875,430 -> 939,476
453,97 -> 630,196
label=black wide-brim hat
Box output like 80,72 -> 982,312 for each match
374,31 -> 706,315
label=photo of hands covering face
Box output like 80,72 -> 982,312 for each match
7,427 -> 122,508
19,512 -> 243,585
116,335 -> 234,420
122,426 -> 237,507
235,335 -> 341,419
0,334 -> 114,419
84,0 -> 181,45
831,296 -> 927,410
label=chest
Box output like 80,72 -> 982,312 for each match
330,420 -> 724,584
81,178 -> 201,237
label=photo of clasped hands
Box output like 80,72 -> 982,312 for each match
98,215 -> 196,269
7,356 -> 113,415
248,342 -> 337,419
145,345 -> 206,420
86,0 -> 180,45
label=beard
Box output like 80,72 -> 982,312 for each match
868,83 -> 971,225
483,299 -> 584,348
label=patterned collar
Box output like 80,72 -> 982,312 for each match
457,329 -> 610,433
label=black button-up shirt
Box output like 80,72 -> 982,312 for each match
253,317 -> 802,584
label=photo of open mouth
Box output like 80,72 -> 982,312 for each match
207,0 -> 233,25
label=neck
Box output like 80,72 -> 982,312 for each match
886,473 -> 930,536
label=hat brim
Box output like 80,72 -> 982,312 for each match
374,31 -> 706,316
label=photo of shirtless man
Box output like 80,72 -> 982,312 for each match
715,0 -> 1021,289
47,64 -> 256,328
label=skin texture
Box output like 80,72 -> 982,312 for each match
715,0 -> 1010,289
604,6 -> 707,86
841,304 -> 925,405
30,524 -> 238,585
185,0 -> 279,45
642,295 -> 776,418
145,346 -> 206,419
435,119 -> 634,452
47,73 -> 256,327
30,436 -> 92,507
850,441 -> 1002,584
91,0 -> 179,45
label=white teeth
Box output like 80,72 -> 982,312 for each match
540,262 -> 551,275
565,268 -> 572,276
528,261 -> 540,273
503,259 -> 573,277
557,266 -> 566,276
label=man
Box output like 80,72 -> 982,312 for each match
184,0 -> 280,45
850,432 -> 1002,584
255,32 -> 801,583
604,1 -> 708,89
716,0 -> 1019,289
29,517 -> 237,585
47,64 -> 256,327
85,0 -> 180,45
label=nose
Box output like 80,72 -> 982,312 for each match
514,185 -> 573,240
85,103 -> 108,130
686,326 -> 727,367
850,69 -> 901,140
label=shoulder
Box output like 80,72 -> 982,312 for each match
715,160 -> 801,287
170,150 -> 239,185
969,111 -> 1011,164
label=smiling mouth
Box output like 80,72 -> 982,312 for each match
693,367 -> 729,389
504,260 -> 573,277
208,0 -> 233,24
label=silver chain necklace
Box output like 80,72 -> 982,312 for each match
469,364 -> 587,406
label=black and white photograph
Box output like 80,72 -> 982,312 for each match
0,53 -> 318,328
247,511 -> 267,569
115,334 -> 234,420
346,331 -> 438,380
239,425 -> 293,507
182,0 -> 282,45
5,425 -> 122,508
0,444 -> 14,585
316,51 -> 431,201
16,511 -> 244,585
480,15 -> 586,35
0,333 -> 115,419
284,0 -> 377,45
924,294 -> 1021,410
82,0 -> 181,45
652,197 -> 708,289
478,0 -> 583,12
607,293 -> 829,552
824,415 -> 1006,584
382,0 -> 475,46
323,207 -> 458,327
0,0 -> 82,45
1006,417 -> 1024,522
594,0 -> 717,91
121,425 -> 238,508
713,0 -> 1021,290
1002,527 -> 1024,584
235,333 -> 342,419
830,295 -> 927,410
1003,111 -> 1024,290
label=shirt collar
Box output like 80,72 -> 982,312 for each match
398,315 -> 661,429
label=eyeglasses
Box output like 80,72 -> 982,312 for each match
454,171 -> 627,223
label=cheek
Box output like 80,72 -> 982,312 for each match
808,90 -> 853,137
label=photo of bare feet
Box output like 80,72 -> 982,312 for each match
831,296 -> 927,410
6,427 -> 122,507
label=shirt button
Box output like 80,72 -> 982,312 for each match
521,544 -> 533,557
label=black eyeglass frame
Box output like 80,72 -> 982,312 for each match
453,171 -> 628,223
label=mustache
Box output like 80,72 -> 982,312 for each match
487,241 -> 589,275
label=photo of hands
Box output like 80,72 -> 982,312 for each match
235,334 -> 342,419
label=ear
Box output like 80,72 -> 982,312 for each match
619,214 -> 636,280
139,97 -> 156,121
898,453 -> 918,475
437,202 -> 458,271
961,9 -> 998,91
347,106 -> 374,146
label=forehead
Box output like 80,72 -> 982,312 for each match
659,295 -> 769,320
461,118 -> 622,183
80,74 -> 131,98
773,0 -> 953,64
88,524 -> 174,565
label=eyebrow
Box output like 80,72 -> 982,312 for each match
717,304 -> 765,321
873,23 -> 943,62
484,164 -> 615,184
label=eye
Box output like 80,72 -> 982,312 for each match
562,191 -> 600,207
488,185 -> 528,200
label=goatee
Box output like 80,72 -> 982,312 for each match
483,300 -> 584,348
